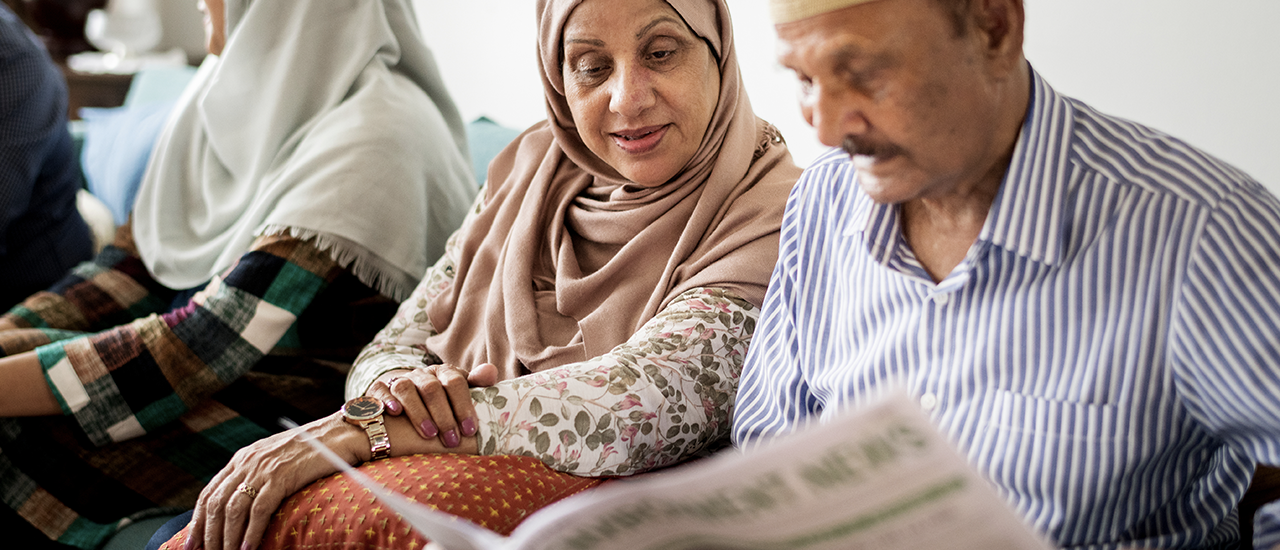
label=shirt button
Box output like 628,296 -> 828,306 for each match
920,393 -> 939,411
932,293 -> 951,306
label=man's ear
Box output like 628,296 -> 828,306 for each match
972,0 -> 1025,73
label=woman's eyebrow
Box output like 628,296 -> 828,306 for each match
564,37 -> 605,47
636,16 -> 686,39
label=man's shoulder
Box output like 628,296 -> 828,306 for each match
792,148 -> 858,195
777,149 -> 870,249
802,147 -> 856,173
788,148 -> 863,204
1064,97 -> 1266,210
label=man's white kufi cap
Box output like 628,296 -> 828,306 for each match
769,0 -> 884,24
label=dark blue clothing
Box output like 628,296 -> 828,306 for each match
0,5 -> 92,309
143,511 -> 191,550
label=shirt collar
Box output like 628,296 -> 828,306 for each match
845,66 -> 1076,268
978,66 -> 1076,267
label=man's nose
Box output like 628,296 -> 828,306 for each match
803,81 -> 869,148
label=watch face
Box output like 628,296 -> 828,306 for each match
344,395 -> 384,421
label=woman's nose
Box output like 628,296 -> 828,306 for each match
804,82 -> 869,148
608,63 -> 656,118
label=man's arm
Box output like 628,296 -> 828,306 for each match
1168,183 -> 1280,546
732,175 -> 827,450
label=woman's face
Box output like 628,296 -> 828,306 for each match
197,0 -> 226,55
561,0 -> 720,186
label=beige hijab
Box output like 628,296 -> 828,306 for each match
424,0 -> 801,379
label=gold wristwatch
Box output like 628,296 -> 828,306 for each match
342,396 -> 391,461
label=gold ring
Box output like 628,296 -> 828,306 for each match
236,482 -> 258,500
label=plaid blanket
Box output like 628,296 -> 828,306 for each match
0,234 -> 396,548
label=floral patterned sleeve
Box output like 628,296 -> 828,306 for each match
344,196 -> 756,478
471,287 -> 756,477
344,194 -> 482,399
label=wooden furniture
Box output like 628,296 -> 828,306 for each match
12,0 -> 106,58
1241,465 -> 1280,549
60,63 -> 132,120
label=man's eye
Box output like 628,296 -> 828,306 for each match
798,78 -> 815,99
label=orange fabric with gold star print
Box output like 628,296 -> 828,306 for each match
161,454 -> 605,549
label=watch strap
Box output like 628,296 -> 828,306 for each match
360,416 -> 391,461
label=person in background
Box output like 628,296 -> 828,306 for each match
165,0 -> 802,548
731,0 -> 1280,548
0,0 -> 476,547
0,4 -> 93,310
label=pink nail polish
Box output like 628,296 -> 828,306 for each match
443,429 -> 460,448
242,542 -> 252,550
421,419 -> 438,438
461,417 -> 477,436
386,400 -> 401,414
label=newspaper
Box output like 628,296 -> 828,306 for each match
297,392 -> 1053,550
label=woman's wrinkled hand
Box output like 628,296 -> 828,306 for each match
0,317 -> 21,332
368,363 -> 498,448
186,412 -> 365,550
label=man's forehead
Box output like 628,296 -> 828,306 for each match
775,25 -> 883,75
774,5 -> 886,69
769,0 -> 885,25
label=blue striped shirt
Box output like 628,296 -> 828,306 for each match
732,68 -> 1280,549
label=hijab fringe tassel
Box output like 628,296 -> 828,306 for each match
261,224 -> 416,302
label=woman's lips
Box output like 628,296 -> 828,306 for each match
610,125 -> 669,154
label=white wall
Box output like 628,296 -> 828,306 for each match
156,0 -> 206,64
1023,0 -> 1280,194
415,0 -> 1279,196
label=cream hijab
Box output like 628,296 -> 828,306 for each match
132,0 -> 475,300
424,0 -> 801,379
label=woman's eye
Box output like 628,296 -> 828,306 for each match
649,49 -> 675,61
572,58 -> 609,78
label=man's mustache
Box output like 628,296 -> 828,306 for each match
841,136 -> 902,160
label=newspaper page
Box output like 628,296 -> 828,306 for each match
299,392 -> 1053,550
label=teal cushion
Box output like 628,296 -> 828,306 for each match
75,66 -> 197,224
79,101 -> 177,225
466,116 -> 522,186
123,66 -> 199,108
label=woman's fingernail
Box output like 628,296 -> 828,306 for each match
183,535 -> 195,550
461,417 -> 477,436
242,542 -> 252,550
443,429 -> 460,448
420,419 -> 438,438
386,400 -> 401,414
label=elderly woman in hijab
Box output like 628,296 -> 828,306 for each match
0,0 -> 474,546
173,0 -> 801,548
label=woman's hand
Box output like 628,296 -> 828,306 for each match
368,363 -> 498,448
187,412 -> 366,550
0,317 -> 21,332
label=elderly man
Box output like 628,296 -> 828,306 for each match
731,0 -> 1280,548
